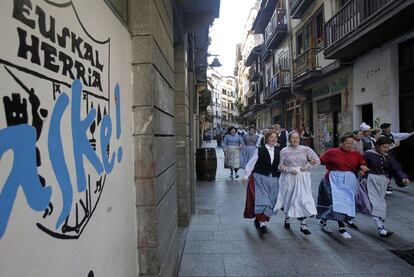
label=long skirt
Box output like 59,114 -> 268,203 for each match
317,171 -> 357,221
244,173 -> 279,222
275,168 -> 317,218
224,146 -> 240,169
356,174 -> 388,220
240,145 -> 256,168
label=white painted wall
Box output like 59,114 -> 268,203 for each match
352,44 -> 400,130
0,0 -> 136,276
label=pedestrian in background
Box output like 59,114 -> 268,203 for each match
360,122 -> 374,151
352,130 -> 364,154
370,129 -> 382,145
276,131 -> 320,235
300,125 -> 313,148
317,132 -> 369,239
240,127 -> 259,169
242,130 -> 280,234
223,126 -> 244,179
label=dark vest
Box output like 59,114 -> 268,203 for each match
253,146 -> 280,177
382,133 -> 395,144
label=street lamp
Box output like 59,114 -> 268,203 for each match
208,54 -> 222,67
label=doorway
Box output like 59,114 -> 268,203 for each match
361,103 -> 373,128
399,38 -> 414,132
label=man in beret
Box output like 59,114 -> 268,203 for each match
380,123 -> 414,149
380,123 -> 414,193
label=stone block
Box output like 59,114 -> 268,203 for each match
154,164 -> 176,205
174,72 -> 186,92
128,0 -> 151,36
131,35 -> 152,64
159,227 -> 180,277
135,177 -> 156,206
154,109 -> 174,135
137,206 -> 157,248
134,135 -> 155,178
132,64 -> 153,107
156,184 -> 177,242
158,209 -> 178,267
133,106 -> 154,135
154,69 -> 175,114
151,1 -> 174,69
175,136 -> 189,155
154,136 -> 176,175
176,153 -> 190,169
138,245 -> 160,275
176,167 -> 190,199
175,91 -> 189,106
175,122 -> 189,137
175,104 -> 189,123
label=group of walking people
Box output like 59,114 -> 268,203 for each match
238,124 -> 411,239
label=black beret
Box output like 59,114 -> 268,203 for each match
380,123 -> 391,129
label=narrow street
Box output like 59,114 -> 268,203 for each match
178,142 -> 414,276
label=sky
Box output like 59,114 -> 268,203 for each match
209,0 -> 257,77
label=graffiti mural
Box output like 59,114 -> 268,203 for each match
0,0 -> 123,239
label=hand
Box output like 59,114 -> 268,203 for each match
360,165 -> 369,174
309,159 -> 317,166
300,166 -> 308,172
291,170 -> 299,175
402,179 -> 410,184
242,177 -> 248,185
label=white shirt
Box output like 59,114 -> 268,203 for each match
244,144 -> 275,178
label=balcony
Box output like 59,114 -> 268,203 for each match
292,47 -> 321,83
264,8 -> 288,49
290,0 -> 313,19
249,65 -> 260,82
324,0 -> 414,60
264,70 -> 291,102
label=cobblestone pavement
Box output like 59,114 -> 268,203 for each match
178,141 -> 414,276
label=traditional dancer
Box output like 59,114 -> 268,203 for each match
276,131 -> 320,235
240,127 -> 259,169
223,126 -> 244,179
356,136 -> 410,237
317,132 -> 369,239
242,130 -> 280,234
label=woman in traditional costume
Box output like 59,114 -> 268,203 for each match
317,132 -> 369,239
240,127 -> 259,169
276,131 -> 320,235
356,136 -> 410,237
242,130 -> 280,234
223,126 -> 244,179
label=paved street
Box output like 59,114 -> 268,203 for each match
178,142 -> 414,276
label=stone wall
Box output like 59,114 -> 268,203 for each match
129,0 -> 180,275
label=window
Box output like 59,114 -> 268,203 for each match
278,51 -> 289,70
315,10 -> 324,46
296,7 -> 324,53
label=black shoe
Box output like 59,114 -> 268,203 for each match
254,219 -> 260,229
345,220 -> 358,229
300,225 -> 311,235
260,225 -> 268,234
284,220 -> 290,229
379,227 -> 396,238
386,185 -> 393,195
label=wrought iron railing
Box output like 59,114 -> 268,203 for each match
325,0 -> 394,49
292,48 -> 319,79
264,8 -> 287,44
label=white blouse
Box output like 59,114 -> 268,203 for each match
244,144 -> 275,178
278,145 -> 320,173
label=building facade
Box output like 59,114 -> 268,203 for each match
242,0 -> 414,154
0,0 -> 220,276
